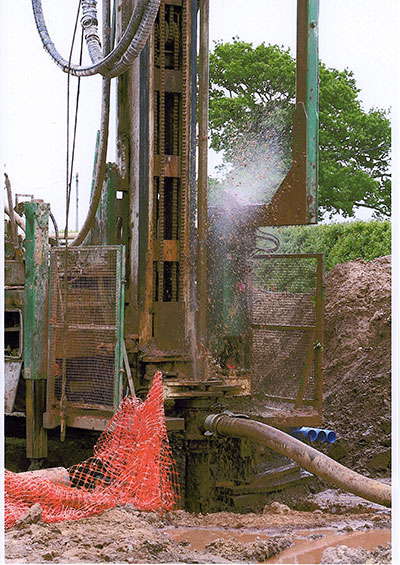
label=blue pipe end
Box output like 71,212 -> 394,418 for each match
326,430 -> 337,444
291,427 -> 337,444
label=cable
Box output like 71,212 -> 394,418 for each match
60,0 -> 83,443
71,0 -> 111,246
31,0 -> 160,78
67,31 -> 85,221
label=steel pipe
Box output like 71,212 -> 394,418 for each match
204,413 -> 391,508
196,0 -> 209,353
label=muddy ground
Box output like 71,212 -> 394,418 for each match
4,490 -> 392,564
5,257 -> 392,563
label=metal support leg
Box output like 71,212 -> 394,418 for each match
185,440 -> 211,513
23,201 -> 50,464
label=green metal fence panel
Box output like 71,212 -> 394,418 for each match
47,245 -> 126,413
250,253 -> 324,411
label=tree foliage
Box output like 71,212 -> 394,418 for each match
209,39 -> 391,218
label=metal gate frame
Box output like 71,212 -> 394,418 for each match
250,252 -> 324,416
44,245 -> 125,431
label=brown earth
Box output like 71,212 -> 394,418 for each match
321,256 -> 391,476
4,256 -> 392,563
4,494 -> 391,564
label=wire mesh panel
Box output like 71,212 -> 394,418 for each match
251,254 -> 323,407
48,246 -> 125,412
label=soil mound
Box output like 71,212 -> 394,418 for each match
322,256 -> 391,476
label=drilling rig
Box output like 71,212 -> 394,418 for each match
5,0 -> 328,512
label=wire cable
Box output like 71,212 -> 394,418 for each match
71,0 -> 111,246
60,0 -> 83,443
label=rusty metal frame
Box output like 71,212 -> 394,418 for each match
136,0 -> 195,358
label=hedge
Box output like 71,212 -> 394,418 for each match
267,221 -> 391,271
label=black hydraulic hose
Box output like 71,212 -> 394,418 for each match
80,0 -> 103,64
80,0 -> 159,77
31,0 -> 159,78
80,0 -> 161,78
204,413 -> 391,508
102,0 -> 160,78
49,211 -> 60,246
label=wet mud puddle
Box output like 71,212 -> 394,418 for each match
166,526 -> 391,564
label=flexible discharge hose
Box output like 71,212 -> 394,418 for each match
31,0 -> 160,78
204,413 -> 391,508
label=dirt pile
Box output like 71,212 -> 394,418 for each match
322,256 -> 391,476
321,543 -> 391,564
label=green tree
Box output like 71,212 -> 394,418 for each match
209,39 -> 391,218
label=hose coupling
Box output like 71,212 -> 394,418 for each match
204,411 -> 249,437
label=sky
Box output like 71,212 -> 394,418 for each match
0,0 -> 398,229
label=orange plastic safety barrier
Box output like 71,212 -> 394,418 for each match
5,372 -> 180,528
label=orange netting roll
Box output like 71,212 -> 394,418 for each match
5,372 -> 180,529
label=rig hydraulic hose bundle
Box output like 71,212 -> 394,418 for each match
31,0 -> 161,78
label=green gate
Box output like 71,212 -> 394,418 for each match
45,245 -> 125,430
251,253 -> 324,414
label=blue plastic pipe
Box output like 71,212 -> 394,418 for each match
292,427 -> 336,444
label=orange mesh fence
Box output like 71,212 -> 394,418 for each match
5,372 -> 180,529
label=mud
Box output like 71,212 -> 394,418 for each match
5,257 -> 392,563
321,256 -> 391,477
5,490 -> 391,563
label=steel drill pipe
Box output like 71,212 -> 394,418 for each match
203,413 -> 391,508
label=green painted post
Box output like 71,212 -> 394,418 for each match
24,201 -> 50,465
305,0 -> 319,223
114,245 -> 126,407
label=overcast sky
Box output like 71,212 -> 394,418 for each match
0,0 -> 397,229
